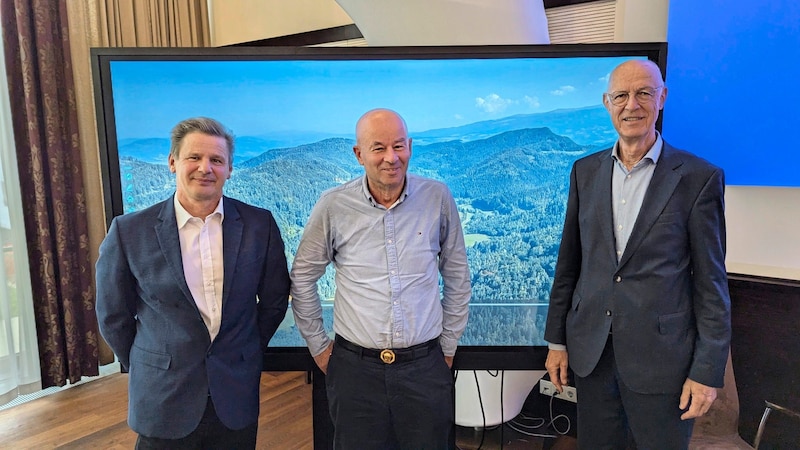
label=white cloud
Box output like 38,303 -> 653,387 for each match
475,93 -> 514,113
523,95 -> 540,108
550,85 -> 576,96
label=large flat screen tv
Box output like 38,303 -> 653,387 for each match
91,43 -> 668,370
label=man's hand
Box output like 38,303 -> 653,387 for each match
679,378 -> 718,420
545,349 -> 569,393
313,342 -> 334,375
444,355 -> 454,368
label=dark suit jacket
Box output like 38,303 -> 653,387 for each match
95,196 -> 290,439
544,142 -> 731,394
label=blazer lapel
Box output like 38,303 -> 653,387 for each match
221,197 -> 243,304
155,197 -> 195,307
618,144 -> 683,268
591,151 -> 619,264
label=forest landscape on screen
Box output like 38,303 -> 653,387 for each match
106,53 -> 646,347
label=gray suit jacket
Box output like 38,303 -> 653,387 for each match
96,196 -> 290,438
544,142 -> 731,394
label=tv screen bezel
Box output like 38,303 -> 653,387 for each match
90,42 -> 668,371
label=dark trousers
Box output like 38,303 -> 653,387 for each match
326,337 -> 455,450
574,335 -> 694,450
135,396 -> 257,450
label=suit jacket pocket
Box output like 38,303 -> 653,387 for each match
571,294 -> 582,312
218,341 -> 261,364
658,310 -> 691,335
131,345 -> 171,370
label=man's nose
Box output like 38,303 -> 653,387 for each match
384,149 -> 398,163
197,158 -> 212,172
624,95 -> 641,109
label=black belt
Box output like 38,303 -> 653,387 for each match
334,335 -> 439,364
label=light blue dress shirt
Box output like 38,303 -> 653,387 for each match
290,173 -> 472,357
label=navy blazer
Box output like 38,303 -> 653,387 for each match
96,196 -> 290,439
544,142 -> 731,394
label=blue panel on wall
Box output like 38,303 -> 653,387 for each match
664,1 -> 800,187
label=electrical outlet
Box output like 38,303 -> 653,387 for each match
539,378 -> 578,403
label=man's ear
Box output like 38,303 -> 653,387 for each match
353,145 -> 364,165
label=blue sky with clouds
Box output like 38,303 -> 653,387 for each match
110,55 -> 638,140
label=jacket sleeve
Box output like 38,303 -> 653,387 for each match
687,168 -> 731,387
256,212 -> 291,351
544,163 -> 582,346
95,218 -> 138,370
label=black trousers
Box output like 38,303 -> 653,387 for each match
574,335 -> 694,450
134,396 -> 257,450
326,337 -> 455,450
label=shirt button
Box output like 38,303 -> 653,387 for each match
606,310 -> 612,316
617,225 -> 623,230
615,276 -> 622,282
621,199 -> 627,204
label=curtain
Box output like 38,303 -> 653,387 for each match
96,0 -> 209,47
61,1 -> 210,368
1,0 -> 98,388
0,12 -> 41,406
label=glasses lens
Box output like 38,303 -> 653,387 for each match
607,87 -> 661,106
608,92 -> 628,106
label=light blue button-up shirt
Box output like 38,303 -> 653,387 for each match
290,173 -> 472,357
611,134 -> 663,261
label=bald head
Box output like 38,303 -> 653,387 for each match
608,59 -> 664,92
355,108 -> 408,146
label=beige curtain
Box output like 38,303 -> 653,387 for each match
94,0 -> 210,47
65,0 -> 210,365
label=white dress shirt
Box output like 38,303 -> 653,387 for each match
174,196 -> 225,341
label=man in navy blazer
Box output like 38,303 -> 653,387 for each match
96,117 -> 290,449
544,60 -> 731,449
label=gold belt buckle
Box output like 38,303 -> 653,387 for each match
380,349 -> 396,364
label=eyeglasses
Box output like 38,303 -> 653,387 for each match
604,86 -> 664,106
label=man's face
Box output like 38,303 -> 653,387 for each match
604,61 -> 667,144
169,131 -> 232,208
353,112 -> 411,197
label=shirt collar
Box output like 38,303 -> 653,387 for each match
174,195 -> 225,228
611,132 -> 664,167
360,175 -> 410,208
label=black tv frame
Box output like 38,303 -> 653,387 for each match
90,42 -> 668,372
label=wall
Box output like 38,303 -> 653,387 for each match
209,0 -> 669,46
208,0 -> 353,46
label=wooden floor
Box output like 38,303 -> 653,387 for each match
0,371 -> 313,450
0,370 -> 575,449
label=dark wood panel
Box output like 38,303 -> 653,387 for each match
729,276 -> 800,447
